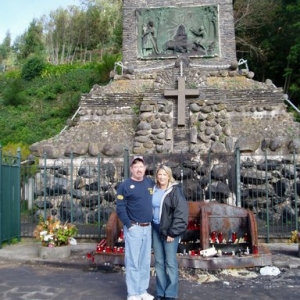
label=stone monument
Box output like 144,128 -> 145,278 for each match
30,0 -> 300,160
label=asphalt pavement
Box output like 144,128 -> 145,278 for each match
0,240 -> 299,300
0,239 -> 299,269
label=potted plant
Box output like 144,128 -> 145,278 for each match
287,230 -> 300,257
33,215 -> 78,258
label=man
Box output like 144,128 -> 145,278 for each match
116,156 -> 155,300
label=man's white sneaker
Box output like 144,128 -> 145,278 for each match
127,296 -> 142,300
140,293 -> 154,300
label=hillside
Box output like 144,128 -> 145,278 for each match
0,54 -> 121,150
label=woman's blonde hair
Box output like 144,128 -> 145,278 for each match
155,165 -> 176,188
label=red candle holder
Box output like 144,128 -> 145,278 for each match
218,232 -> 223,243
253,245 -> 259,255
211,231 -> 216,243
119,229 -> 124,240
232,232 -> 237,243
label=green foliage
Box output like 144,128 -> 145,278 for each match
0,32 -> 11,62
1,69 -> 21,80
95,52 -> 122,83
18,20 -> 44,60
2,142 -> 31,160
2,79 -> 25,106
131,104 -> 140,116
60,92 -> 81,117
0,3 -> 123,147
0,238 -> 19,247
1,142 -> 39,180
0,61 -> 100,146
41,62 -> 86,78
21,56 -> 46,81
112,16 -> 123,50
234,0 -> 300,106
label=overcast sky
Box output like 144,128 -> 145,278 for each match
0,0 -> 81,43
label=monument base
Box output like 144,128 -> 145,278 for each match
91,244 -> 272,270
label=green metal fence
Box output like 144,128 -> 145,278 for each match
0,146 -> 21,248
3,148 -> 299,243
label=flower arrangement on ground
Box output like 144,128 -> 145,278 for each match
288,230 -> 300,244
33,215 -> 78,247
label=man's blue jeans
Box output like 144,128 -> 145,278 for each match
152,223 -> 180,299
124,224 -> 152,297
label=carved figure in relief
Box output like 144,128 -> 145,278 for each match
163,24 -> 189,54
142,20 -> 159,56
190,26 -> 207,52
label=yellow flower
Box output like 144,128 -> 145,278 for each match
288,230 -> 300,244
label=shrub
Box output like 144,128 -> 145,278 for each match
21,56 -> 46,81
2,142 -> 31,160
2,79 -> 25,106
60,92 -> 81,117
96,52 -> 122,83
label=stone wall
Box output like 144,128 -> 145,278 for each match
30,67 -> 300,160
29,1 -> 300,162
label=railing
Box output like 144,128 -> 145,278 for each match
16,149 -> 300,242
0,146 -> 21,248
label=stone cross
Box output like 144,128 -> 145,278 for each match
164,62 -> 199,126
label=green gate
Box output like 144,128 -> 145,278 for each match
0,146 -> 21,248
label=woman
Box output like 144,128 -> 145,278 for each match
152,165 -> 188,300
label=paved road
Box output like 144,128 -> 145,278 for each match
0,241 -> 300,299
0,261 -> 299,300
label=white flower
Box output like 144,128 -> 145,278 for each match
40,231 -> 48,236
44,234 -> 54,241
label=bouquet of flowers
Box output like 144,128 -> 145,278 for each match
288,230 -> 300,244
33,215 -> 78,247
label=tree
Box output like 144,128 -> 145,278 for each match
234,0 -> 280,62
277,0 -> 300,101
234,0 -> 300,105
17,20 -> 44,60
42,0 -> 122,64
0,32 -> 11,64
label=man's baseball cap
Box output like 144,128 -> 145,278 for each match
130,155 -> 145,165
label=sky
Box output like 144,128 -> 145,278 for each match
0,0 -> 81,43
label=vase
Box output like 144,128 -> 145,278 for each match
38,245 -> 71,259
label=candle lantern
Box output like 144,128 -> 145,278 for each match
211,231 -> 216,243
232,232 -> 237,243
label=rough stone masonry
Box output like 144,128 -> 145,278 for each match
30,0 -> 300,161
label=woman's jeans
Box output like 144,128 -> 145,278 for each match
124,224 -> 152,297
152,223 -> 180,298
